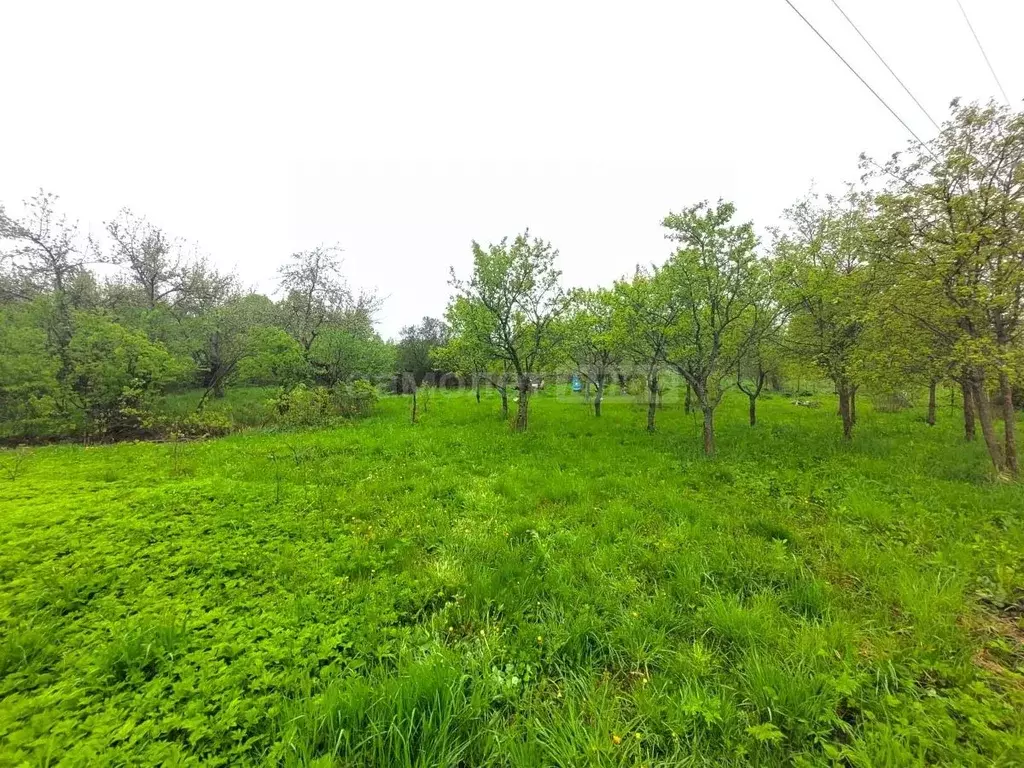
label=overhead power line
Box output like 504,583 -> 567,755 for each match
954,0 -> 1010,104
780,0 -> 935,156
829,0 -> 940,131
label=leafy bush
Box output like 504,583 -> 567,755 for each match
0,307 -> 66,439
109,407 -> 235,441
67,314 -> 190,436
173,410 -> 234,438
309,328 -> 395,385
269,380 -> 378,426
236,327 -> 309,386
338,379 -> 380,418
269,384 -> 333,427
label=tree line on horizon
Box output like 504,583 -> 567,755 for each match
1,99 -> 1022,476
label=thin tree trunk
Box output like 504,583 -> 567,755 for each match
999,370 -> 1019,478
748,394 -> 757,427
475,376 -> 481,404
197,385 -> 216,411
838,383 -> 853,440
411,388 -> 418,424
970,374 -> 1003,472
684,383 -> 692,414
927,379 -> 937,426
961,378 -> 976,441
850,385 -> 858,426
584,380 -> 591,403
500,388 -> 508,418
647,374 -> 658,432
514,376 -> 530,432
594,378 -> 603,417
701,404 -> 715,456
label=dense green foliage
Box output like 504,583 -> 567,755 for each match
2,390 -> 1022,766
0,201 -> 393,441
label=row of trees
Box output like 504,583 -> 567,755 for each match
436,100 -> 1024,476
2,99 -> 1020,475
0,198 -> 393,437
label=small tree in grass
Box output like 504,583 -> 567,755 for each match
660,200 -> 775,454
612,267 -> 676,432
449,232 -> 564,432
736,310 -> 783,427
564,287 -> 623,417
397,316 -> 448,422
773,192 -> 872,440
434,297 -> 509,411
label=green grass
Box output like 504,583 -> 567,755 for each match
1,390 -> 1022,766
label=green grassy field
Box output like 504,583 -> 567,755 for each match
1,391 -> 1022,766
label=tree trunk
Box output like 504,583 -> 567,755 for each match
702,405 -> 716,456
646,374 -> 658,432
748,394 -> 757,426
500,388 -> 508,418
961,378 -> 976,441
999,370 -> 1019,478
584,380 -> 591,403
514,376 -> 530,432
970,374 -> 1003,472
684,383 -> 692,414
475,377 -> 481,404
850,385 -> 858,426
838,383 -> 853,440
594,379 -> 603,417
927,379 -> 937,426
213,376 -> 225,399
411,388 -> 418,424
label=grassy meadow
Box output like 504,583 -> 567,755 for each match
1,389 -> 1023,766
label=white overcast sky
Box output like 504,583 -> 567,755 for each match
1,1 -> 1020,338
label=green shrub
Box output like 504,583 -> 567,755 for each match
335,379 -> 379,418
269,380 -> 378,427
0,305 -> 67,439
126,408 -> 234,440
68,314 -> 189,436
174,410 -> 233,438
235,327 -> 309,386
